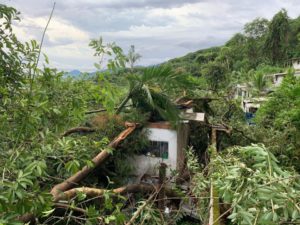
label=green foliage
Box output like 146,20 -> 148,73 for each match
244,18 -> 269,39
0,5 -> 126,223
243,18 -> 269,68
255,73 -> 300,170
201,61 -> 228,91
166,9 -> 300,94
2,4 -> 300,224
251,71 -> 267,93
133,200 -> 163,225
188,145 -> 300,224
264,9 -> 290,65
89,37 -> 127,71
116,65 -> 195,124
214,145 -> 300,224
95,71 -> 123,113
185,147 -> 210,222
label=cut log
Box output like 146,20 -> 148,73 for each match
55,183 -> 179,202
20,182 -> 179,224
56,184 -> 155,201
51,122 -> 137,201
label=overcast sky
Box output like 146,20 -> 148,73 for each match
3,0 -> 300,71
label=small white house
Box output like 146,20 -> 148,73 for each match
130,122 -> 188,177
130,112 -> 205,178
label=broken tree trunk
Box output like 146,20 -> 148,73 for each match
21,182 -> 178,224
208,128 -> 221,225
56,184 -> 158,201
61,126 -> 96,137
51,122 -> 137,201
158,163 -> 167,210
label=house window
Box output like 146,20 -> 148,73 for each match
148,141 -> 169,159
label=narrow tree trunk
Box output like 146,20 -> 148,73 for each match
211,128 -> 217,150
51,122 -> 137,201
158,163 -> 167,210
209,128 -> 221,225
116,93 -> 132,114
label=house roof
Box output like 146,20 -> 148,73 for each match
273,72 -> 287,77
288,57 -> 300,62
147,122 -> 173,129
243,97 -> 267,103
181,112 -> 205,122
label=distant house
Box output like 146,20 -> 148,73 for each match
272,58 -> 300,86
234,84 -> 251,99
242,97 -> 267,125
130,104 -> 205,178
291,58 -> 300,70
234,59 -> 300,124
273,72 -> 287,87
242,97 -> 267,113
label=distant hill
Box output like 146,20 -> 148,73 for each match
165,46 -> 221,76
165,10 -> 300,82
66,69 -> 82,77
64,70 -> 98,80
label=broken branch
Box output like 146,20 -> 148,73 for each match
61,127 -> 96,137
56,184 -> 155,201
51,122 -> 137,201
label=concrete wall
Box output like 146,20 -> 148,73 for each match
274,75 -> 285,87
293,60 -> 300,70
130,127 -> 178,177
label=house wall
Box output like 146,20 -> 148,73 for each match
130,127 -> 178,177
177,123 -> 189,175
292,60 -> 300,70
274,75 -> 285,87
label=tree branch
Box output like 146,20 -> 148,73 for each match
51,122 -> 137,201
61,127 -> 96,137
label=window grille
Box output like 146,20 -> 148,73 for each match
148,141 -> 169,159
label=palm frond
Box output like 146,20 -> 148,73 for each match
141,84 -> 154,107
141,65 -> 195,92
141,65 -> 173,83
252,72 -> 267,92
150,91 -> 180,124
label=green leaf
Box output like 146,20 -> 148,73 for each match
42,208 -> 55,217
292,210 -> 299,220
76,192 -> 87,201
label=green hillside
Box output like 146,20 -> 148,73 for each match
166,9 -> 300,89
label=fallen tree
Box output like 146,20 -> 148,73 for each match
54,183 -> 178,201
19,122 -> 138,223
51,122 -> 137,201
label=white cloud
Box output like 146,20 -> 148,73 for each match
13,16 -> 90,44
12,14 -> 92,70
4,0 -> 300,71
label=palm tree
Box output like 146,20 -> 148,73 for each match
252,72 -> 267,94
127,45 -> 142,71
116,65 -> 194,123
